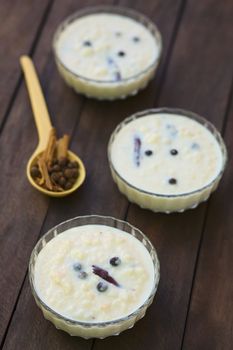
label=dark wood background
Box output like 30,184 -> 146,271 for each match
0,0 -> 233,349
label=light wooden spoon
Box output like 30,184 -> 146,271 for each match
20,55 -> 85,197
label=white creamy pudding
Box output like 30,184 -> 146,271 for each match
109,109 -> 227,212
56,14 -> 158,81
34,224 -> 156,324
111,114 -> 223,194
53,7 -> 162,99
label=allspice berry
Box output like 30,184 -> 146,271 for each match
72,169 -> 79,178
52,164 -> 61,172
30,166 -> 41,179
69,178 -> 76,185
64,168 -> 74,179
50,172 -> 60,183
58,157 -> 68,167
58,176 -> 66,187
70,161 -> 79,168
67,162 -> 73,169
64,181 -> 73,190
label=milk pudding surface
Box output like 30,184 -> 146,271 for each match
55,13 -> 159,82
34,224 -> 155,323
110,113 -> 223,195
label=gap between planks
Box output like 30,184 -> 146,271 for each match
0,92 -> 86,350
153,0 -> 187,104
0,0 -> 187,348
0,0 -> 54,137
180,70 -> 233,350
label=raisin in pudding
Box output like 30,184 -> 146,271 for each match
53,6 -> 162,99
29,216 -> 159,338
108,108 -> 227,213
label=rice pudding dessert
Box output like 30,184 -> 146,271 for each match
31,218 -> 159,338
53,7 -> 162,99
109,109 -> 227,213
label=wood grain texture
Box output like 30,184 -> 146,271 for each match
0,0 -> 104,345
157,0 -> 233,126
0,0 -> 51,128
182,90 -> 233,349
93,0 -> 233,349
1,0 -> 183,349
1,0 -> 233,349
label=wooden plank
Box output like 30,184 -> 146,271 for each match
1,0 -> 183,349
0,0 -> 51,128
0,0 -> 104,345
181,95 -> 233,348
116,0 -> 186,109
92,0 -> 233,349
155,0 -> 233,129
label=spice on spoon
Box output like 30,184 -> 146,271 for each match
30,127 -> 80,192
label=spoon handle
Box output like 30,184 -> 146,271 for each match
20,55 -> 52,151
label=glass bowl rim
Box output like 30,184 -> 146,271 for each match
108,107 -> 228,198
52,5 -> 162,84
29,214 -> 160,328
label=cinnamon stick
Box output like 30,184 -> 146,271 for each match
44,127 -> 57,165
57,134 -> 70,159
38,156 -> 53,191
30,127 -> 79,193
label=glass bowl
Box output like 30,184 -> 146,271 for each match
29,215 -> 160,338
52,6 -> 162,100
108,108 -> 227,213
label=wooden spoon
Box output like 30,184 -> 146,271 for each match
20,55 -> 85,197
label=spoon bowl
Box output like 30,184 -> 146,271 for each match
27,150 -> 86,197
21,55 -> 86,197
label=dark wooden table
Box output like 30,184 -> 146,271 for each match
1,0 -> 233,349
